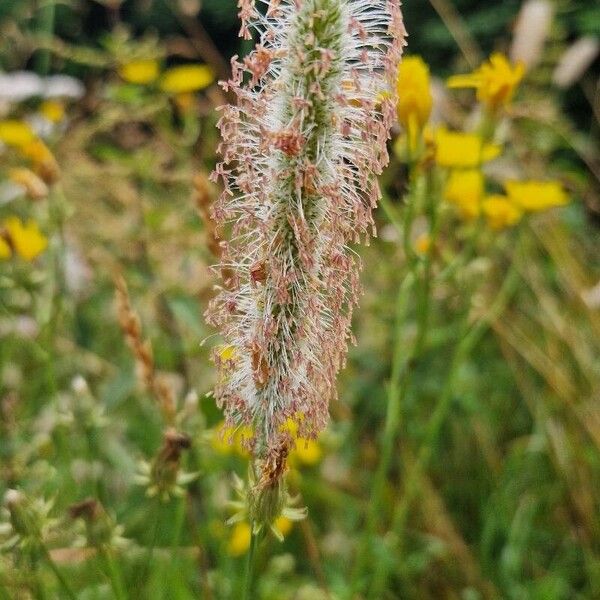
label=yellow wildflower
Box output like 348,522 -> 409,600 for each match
174,92 -> 196,113
3,217 -> 48,261
9,168 -> 49,201
159,64 -> 215,94
218,345 -> 237,362
211,421 -> 235,455
0,237 -> 11,259
211,421 -> 253,458
396,56 -> 432,152
505,180 -> 568,212
291,438 -> 322,467
40,100 -> 65,123
118,59 -> 160,85
19,139 -> 59,185
444,169 -> 484,220
227,522 -> 252,556
273,516 -> 293,538
0,120 -> 35,148
447,53 -> 525,111
414,233 -> 431,256
482,195 -> 522,229
233,425 -> 253,457
435,128 -> 501,168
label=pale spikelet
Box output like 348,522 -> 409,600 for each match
553,37 -> 600,89
114,275 -> 176,424
510,0 -> 553,71
208,0 -> 406,457
192,173 -> 222,258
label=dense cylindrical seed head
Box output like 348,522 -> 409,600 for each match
209,0 -> 406,458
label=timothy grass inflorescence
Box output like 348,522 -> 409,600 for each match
209,0 -> 406,463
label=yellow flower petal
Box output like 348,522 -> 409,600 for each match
118,59 -> 160,85
435,129 -> 499,169
447,53 -> 525,110
447,73 -> 482,89
159,64 -> 215,94
233,425 -> 254,458
482,195 -> 522,229
0,120 -> 35,148
19,139 -> 60,185
397,56 -> 432,136
444,169 -> 484,220
291,438 -> 322,466
274,516 -> 293,538
227,522 -> 252,557
505,180 -> 569,212
211,421 -> 235,455
40,100 -> 65,123
3,217 -> 48,261
9,168 -> 49,201
0,237 -> 11,259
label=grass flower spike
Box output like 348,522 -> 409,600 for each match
209,0 -> 406,470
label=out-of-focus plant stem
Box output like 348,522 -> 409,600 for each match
354,169 -> 439,592
242,528 -> 259,600
36,0 -> 56,75
100,548 -> 128,600
415,171 -> 442,355
39,545 -> 77,600
369,233 -> 523,597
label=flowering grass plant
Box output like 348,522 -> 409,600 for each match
0,1 -> 599,598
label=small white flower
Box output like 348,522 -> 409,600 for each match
0,71 -> 44,102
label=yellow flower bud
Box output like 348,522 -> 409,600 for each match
396,56 -> 432,152
504,181 -> 568,212
482,195 -> 522,229
159,64 -> 215,94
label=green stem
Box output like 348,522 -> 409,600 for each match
242,528 -> 259,600
163,496 -> 187,590
415,171 -> 441,355
100,548 -> 128,600
369,247 -> 522,597
36,0 -> 56,75
40,546 -> 77,600
140,499 -> 161,590
351,272 -> 415,589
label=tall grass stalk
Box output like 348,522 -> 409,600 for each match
242,529 -> 259,600
370,238 -> 523,596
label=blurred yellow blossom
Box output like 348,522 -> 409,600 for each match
3,217 -> 48,261
19,139 -> 59,185
0,237 -> 11,259
505,180 -> 568,212
291,437 -> 322,467
435,129 -> 501,168
448,53 -> 525,111
211,421 -> 253,458
227,521 -> 251,556
159,64 -> 215,94
444,169 -> 484,220
218,345 -> 237,362
0,120 -> 35,148
118,59 -> 160,85
274,516 -> 293,538
40,100 -> 65,124
414,233 -> 431,256
482,195 -> 522,229
396,56 -> 432,152
9,168 -> 49,201
174,92 -> 196,113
